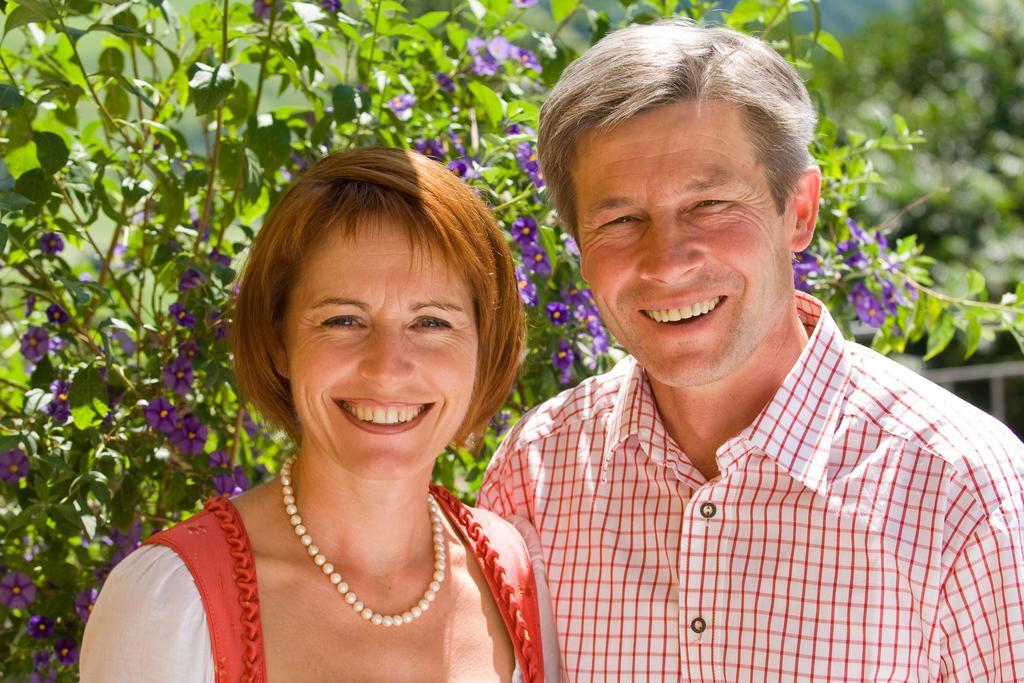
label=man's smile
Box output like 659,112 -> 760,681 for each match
643,295 -> 723,323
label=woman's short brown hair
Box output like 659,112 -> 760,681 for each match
232,147 -> 524,447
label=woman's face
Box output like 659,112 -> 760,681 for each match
277,218 -> 479,481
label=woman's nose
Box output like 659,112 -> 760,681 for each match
357,327 -> 415,386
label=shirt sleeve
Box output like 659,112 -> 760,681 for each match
478,432 -> 520,516
80,544 -> 215,683
938,492 -> 1024,682
508,515 -> 566,683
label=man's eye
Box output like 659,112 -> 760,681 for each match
695,199 -> 724,208
321,316 -> 358,327
605,215 -> 637,226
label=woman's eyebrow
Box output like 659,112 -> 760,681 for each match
311,297 -> 367,310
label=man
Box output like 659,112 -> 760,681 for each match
479,20 -> 1024,681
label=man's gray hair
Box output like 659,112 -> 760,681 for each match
538,20 -> 817,233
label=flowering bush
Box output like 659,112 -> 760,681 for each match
0,0 -> 1022,677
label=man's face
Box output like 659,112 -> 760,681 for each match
572,100 -> 818,391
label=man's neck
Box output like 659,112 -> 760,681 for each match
648,312 -> 810,482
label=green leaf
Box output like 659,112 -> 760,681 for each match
726,0 -> 765,26
0,434 -> 22,453
57,274 -> 92,304
14,168 -> 52,208
415,10 -> 448,29
923,312 -> 955,361
29,357 -> 55,391
0,191 -> 32,212
4,2 -> 55,33
70,365 -> 109,430
188,62 -> 235,116
551,0 -> 578,23
332,84 -> 357,122
816,31 -> 844,61
966,269 -> 985,297
0,222 -> 7,256
242,148 -> 262,203
964,315 -> 982,359
32,131 -> 69,174
0,84 -> 25,110
467,81 -> 503,127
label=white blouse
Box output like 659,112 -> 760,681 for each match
80,516 -> 562,682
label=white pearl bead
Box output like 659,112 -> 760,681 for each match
345,593 -> 357,605
294,525 -> 306,536
424,590 -> 436,602
337,581 -> 349,593
281,474 -> 291,484
314,554 -> 326,566
307,544 -> 319,556
300,534 -> 312,546
402,612 -> 413,622
283,494 -> 295,505
417,599 -> 429,611
433,571 -> 444,582
411,607 -> 422,618
282,485 -> 293,495
428,581 -> 440,592
353,601 -> 364,612
322,563 -> 334,574
285,504 -> 297,515
435,560 -> 446,571
290,514 -> 302,526
333,576 -> 345,588
362,608 -> 374,620
382,616 -> 393,627
432,523 -> 443,533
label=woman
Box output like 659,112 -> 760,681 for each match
81,148 -> 556,681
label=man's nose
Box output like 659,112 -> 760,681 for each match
358,327 -> 415,386
637,219 -> 705,284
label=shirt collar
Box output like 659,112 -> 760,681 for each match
729,292 -> 852,495
605,356 -> 681,469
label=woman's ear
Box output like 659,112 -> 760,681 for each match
270,326 -> 289,380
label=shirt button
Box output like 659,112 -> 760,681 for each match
690,617 -> 707,634
700,502 -> 717,519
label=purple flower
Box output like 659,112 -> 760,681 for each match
515,47 -> 541,72
849,281 -> 886,328
39,232 -> 63,255
435,72 -> 456,93
490,409 -> 513,436
546,301 -> 570,325
561,233 -> 580,258
574,304 -> 603,335
213,466 -> 250,495
590,327 -> 610,354
42,304 -> 67,328
510,216 -> 538,245
178,268 -> 204,293
0,448 -> 29,485
20,327 -> 50,362
514,0 -> 537,6
111,330 -> 136,355
551,340 -> 574,384
178,341 -> 199,360
210,249 -> 231,266
520,243 -> 551,276
388,93 -> 416,117
162,355 -> 194,395
208,449 -> 231,469
447,157 -> 478,179
836,240 -> 868,269
171,413 -> 208,454
468,38 -> 501,76
53,638 -> 78,665
846,217 -> 871,243
28,615 -> 54,639
74,588 -> 97,622
143,397 -> 178,434
413,138 -> 445,161
0,572 -> 36,609
561,283 -> 593,307
108,521 -> 142,567
319,0 -> 340,11
252,0 -> 272,20
515,267 -> 537,307
45,380 -> 70,423
880,279 -> 902,315
168,302 -> 195,328
242,410 -> 259,437
516,142 -> 544,189
24,294 -> 36,316
486,36 -> 515,60
792,250 -> 822,292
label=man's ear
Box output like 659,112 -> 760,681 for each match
788,167 -> 821,252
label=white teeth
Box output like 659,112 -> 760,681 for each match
342,402 -> 426,425
646,296 -> 722,323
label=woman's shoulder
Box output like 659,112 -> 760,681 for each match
80,545 -> 214,682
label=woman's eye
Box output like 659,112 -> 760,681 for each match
321,315 -> 358,328
417,317 -> 451,329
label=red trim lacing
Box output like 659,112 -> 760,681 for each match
430,487 -> 541,683
205,496 -> 264,683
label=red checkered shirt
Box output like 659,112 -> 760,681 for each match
479,293 -> 1024,681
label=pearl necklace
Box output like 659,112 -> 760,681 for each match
279,456 -> 446,627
